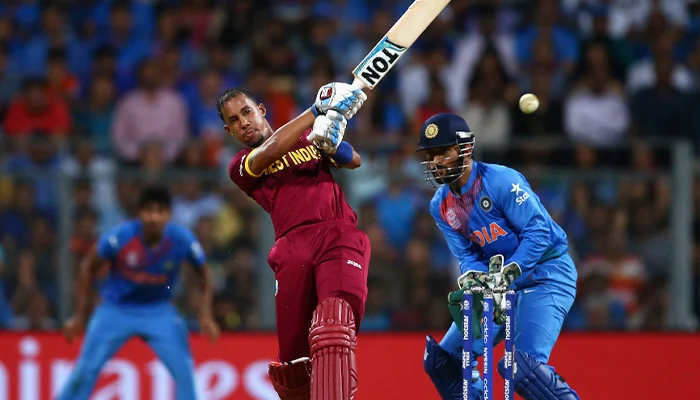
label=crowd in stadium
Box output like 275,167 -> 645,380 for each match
0,0 -> 698,333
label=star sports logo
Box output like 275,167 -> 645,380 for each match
511,183 -> 530,206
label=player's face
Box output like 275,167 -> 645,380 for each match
221,94 -> 268,148
424,146 -> 460,179
139,203 -> 170,236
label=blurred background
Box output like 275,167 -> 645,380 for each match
0,0 -> 698,337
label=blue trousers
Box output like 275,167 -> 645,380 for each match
56,302 -> 197,400
441,256 -> 577,393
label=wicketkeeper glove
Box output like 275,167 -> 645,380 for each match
487,255 -> 522,325
448,285 -> 484,340
448,256 -> 523,332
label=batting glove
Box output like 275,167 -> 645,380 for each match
307,110 -> 347,153
312,82 -> 367,120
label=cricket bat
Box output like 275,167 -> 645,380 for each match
351,0 -> 451,90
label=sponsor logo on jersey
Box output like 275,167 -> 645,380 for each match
511,183 -> 530,205
469,222 -> 508,247
446,207 -> 461,230
261,144 -> 323,176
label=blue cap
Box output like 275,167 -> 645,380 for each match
417,113 -> 472,151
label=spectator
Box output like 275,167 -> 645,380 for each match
0,181 -> 50,250
111,58 -> 189,165
515,0 -> 579,75
511,66 -> 564,138
171,175 -> 223,229
72,75 -> 117,154
629,50 -> 694,139
461,48 -> 513,152
448,4 -> 517,109
101,1 -> 150,81
45,48 -> 80,101
0,42 -> 20,122
19,5 -> 87,78
9,291 -> 56,331
627,32 -> 694,94
564,42 -> 630,146
3,78 -> 72,137
373,178 -> 423,253
61,140 -> 117,223
398,44 -> 452,117
518,38 -> 568,100
579,229 -> 647,315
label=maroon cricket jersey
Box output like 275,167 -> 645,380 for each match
228,134 -> 358,240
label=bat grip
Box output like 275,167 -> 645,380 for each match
350,77 -> 366,91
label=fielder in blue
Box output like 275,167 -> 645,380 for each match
57,186 -> 220,400
418,114 -> 580,400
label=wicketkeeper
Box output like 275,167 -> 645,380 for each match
417,113 -> 580,400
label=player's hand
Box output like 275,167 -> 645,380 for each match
457,269 -> 492,290
63,316 -> 86,343
312,82 -> 367,120
199,316 -> 220,343
307,110 -> 347,153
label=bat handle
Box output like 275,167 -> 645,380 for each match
350,77 -> 366,91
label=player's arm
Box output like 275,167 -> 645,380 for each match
183,229 -> 220,341
344,144 -> 362,169
246,109 -> 316,176
494,170 -> 551,271
326,141 -> 362,170
63,231 -> 119,342
429,195 -> 487,274
247,83 -> 367,176
73,246 -> 105,322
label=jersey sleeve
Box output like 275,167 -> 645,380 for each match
492,168 -> 551,271
228,149 -> 262,193
96,226 -> 122,260
430,194 -> 488,274
180,227 -> 207,268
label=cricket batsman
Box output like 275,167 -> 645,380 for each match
220,83 -> 370,400
57,186 -> 220,399
418,114 -> 580,400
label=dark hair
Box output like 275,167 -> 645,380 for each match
22,77 -> 47,91
74,206 -> 98,222
217,88 -> 258,122
47,47 -> 67,63
111,0 -> 131,14
138,186 -> 171,209
94,45 -> 115,59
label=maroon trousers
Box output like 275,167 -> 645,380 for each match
268,221 -> 371,362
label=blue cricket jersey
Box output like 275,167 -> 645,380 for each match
96,220 -> 206,304
430,161 -> 574,287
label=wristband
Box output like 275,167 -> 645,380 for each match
311,104 -> 325,117
330,141 -> 353,165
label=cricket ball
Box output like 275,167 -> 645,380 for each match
519,93 -> 539,114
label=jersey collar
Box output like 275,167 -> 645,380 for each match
458,161 -> 478,196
